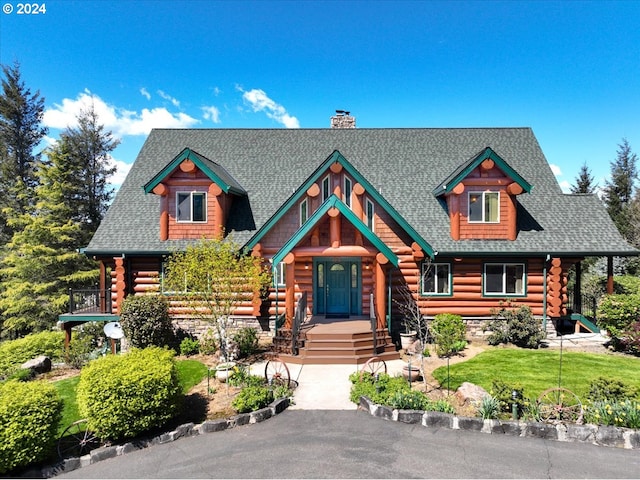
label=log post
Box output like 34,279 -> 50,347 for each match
284,254 -> 295,328
114,257 -> 126,315
375,258 -> 387,330
607,256 -> 614,294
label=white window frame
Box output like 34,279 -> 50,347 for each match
483,263 -> 526,296
274,261 -> 286,287
366,197 -> 375,230
300,198 -> 308,226
322,174 -> 331,202
421,262 -> 451,296
468,191 -> 500,223
344,176 -> 352,208
176,191 -> 207,223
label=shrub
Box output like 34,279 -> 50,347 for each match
231,385 -> 273,413
490,379 -> 526,415
119,295 -> 174,349
486,304 -> 544,348
198,328 -> 217,355
5,368 -> 35,382
431,313 -> 467,357
588,376 -> 637,402
618,321 -> 640,356
598,294 -> 640,337
387,390 -> 430,410
180,337 -> 200,357
232,327 -> 259,358
348,372 -> 409,405
77,346 -> 182,441
0,330 -> 65,378
0,380 -> 62,474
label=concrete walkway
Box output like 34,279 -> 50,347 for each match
250,359 -> 408,410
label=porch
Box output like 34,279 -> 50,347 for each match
58,288 -> 119,347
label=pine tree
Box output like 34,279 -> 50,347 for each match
0,145 -> 99,338
0,62 -> 48,243
602,138 -> 638,243
49,103 -> 119,244
570,162 -> 597,194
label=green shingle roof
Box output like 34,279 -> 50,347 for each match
85,128 -> 637,258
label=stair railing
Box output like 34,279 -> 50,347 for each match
291,291 -> 307,355
369,293 -> 379,354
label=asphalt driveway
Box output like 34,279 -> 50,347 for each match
57,410 -> 640,479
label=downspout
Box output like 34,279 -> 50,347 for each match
543,254 -> 549,332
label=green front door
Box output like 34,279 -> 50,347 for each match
326,262 -> 350,315
314,259 -> 361,316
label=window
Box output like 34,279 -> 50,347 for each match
484,263 -> 525,296
344,177 -> 352,208
469,192 -> 499,223
322,175 -> 331,202
274,262 -> 286,287
177,192 -> 206,222
366,198 -> 374,230
421,262 -> 451,295
300,198 -> 308,226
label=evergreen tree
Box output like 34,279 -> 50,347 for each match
0,145 -> 99,338
570,162 -> 597,194
0,62 -> 48,243
602,138 -> 638,243
50,103 -> 119,244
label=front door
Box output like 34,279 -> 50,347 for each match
314,259 -> 361,316
326,262 -> 349,315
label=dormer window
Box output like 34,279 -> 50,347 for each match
300,198 -> 308,226
322,175 -> 331,202
469,192 -> 499,223
344,176 -> 352,208
366,198 -> 375,230
177,192 -> 206,222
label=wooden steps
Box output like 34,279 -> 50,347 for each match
274,320 -> 400,365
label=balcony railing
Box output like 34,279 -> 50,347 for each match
566,291 -> 598,319
68,288 -> 113,314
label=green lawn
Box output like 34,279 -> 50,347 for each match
432,348 -> 640,400
53,359 -> 207,436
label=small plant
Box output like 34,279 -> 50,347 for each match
272,384 -> 293,400
490,379 -> 526,415
387,390 -> 430,410
584,399 -> 640,429
6,368 -> 35,382
180,337 -> 200,357
431,313 -> 466,357
232,327 -> 259,358
231,385 -> 273,413
478,395 -> 500,420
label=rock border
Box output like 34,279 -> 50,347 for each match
359,396 -> 640,450
25,397 -> 290,478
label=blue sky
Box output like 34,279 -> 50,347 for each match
1,0 -> 638,191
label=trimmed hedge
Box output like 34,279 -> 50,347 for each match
0,330 -> 65,377
77,347 -> 182,441
0,380 -> 62,474
119,295 -> 174,349
598,294 -> 640,338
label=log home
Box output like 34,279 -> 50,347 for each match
61,114 -> 637,364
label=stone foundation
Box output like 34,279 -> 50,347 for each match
171,316 -> 273,340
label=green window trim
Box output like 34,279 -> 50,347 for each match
420,262 -> 452,296
300,198 -> 308,226
483,262 -> 526,297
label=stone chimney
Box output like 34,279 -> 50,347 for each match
330,110 -> 356,128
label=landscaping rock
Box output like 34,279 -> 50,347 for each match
629,430 -> 640,449
566,424 -> 597,444
525,422 -> 558,440
500,420 -> 523,436
373,404 -> 393,420
454,382 -> 489,410
21,355 -> 52,374
596,425 -> 625,448
456,416 -> 484,431
423,411 -> 453,428
250,407 -> 273,424
199,419 -> 228,433
397,409 -> 422,424
90,445 -> 117,463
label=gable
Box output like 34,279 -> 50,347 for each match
246,149 -> 434,258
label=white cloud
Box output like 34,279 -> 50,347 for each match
107,156 -> 132,189
43,91 -> 199,137
550,164 -> 562,176
157,90 -> 180,107
559,180 -> 572,193
240,88 -> 300,128
140,87 -> 151,100
202,105 -> 221,124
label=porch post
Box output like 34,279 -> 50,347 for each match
284,256 -> 295,328
607,256 -> 614,294
375,256 -> 387,331
574,261 -> 582,314
114,256 -> 126,315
